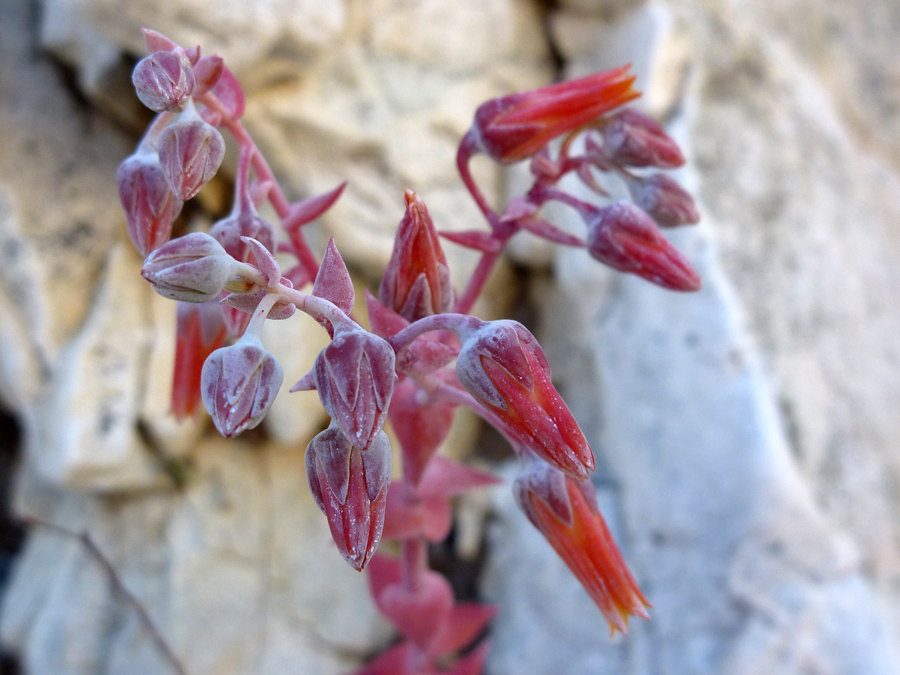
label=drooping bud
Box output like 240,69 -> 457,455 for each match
455,320 -> 595,479
600,108 -> 685,169
468,66 -> 639,164
157,109 -> 226,201
141,232 -> 237,302
379,191 -> 454,322
200,334 -> 284,437
626,173 -> 700,228
305,425 -> 391,570
514,460 -> 651,635
585,201 -> 701,291
116,152 -> 183,256
132,49 -> 196,112
309,329 -> 396,450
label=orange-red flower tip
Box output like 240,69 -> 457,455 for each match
514,461 -> 651,635
470,66 -> 640,164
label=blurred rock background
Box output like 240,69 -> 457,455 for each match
1,0 -> 900,673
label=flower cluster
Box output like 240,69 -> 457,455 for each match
120,28 -> 702,673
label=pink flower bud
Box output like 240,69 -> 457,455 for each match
116,152 -> 183,256
514,460 -> 651,635
600,108 -> 685,168
379,191 -> 454,321
209,209 -> 277,263
313,329 -> 396,450
469,66 -> 639,164
456,320 -> 595,479
157,117 -> 225,200
305,426 -> 391,570
200,335 -> 284,437
627,173 -> 700,227
141,232 -> 237,302
132,49 -> 196,112
585,201 -> 701,291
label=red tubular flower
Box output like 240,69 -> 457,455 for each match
585,201 -> 701,291
305,425 -> 391,570
171,300 -> 227,420
469,66 -> 639,164
379,190 -> 454,322
455,320 -> 595,479
312,328 -> 396,450
514,460 -> 651,635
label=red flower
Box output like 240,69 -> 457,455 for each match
455,320 -> 595,479
469,66 -> 639,164
514,461 -> 650,635
171,301 -> 227,420
379,190 -> 454,321
305,425 -> 391,570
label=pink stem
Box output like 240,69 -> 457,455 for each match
401,538 -> 428,592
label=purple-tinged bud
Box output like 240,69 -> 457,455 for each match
142,232 -> 237,302
600,108 -> 685,169
209,209 -> 277,262
132,49 -> 196,112
201,335 -> 284,437
627,173 -> 700,228
585,202 -> 701,292
379,191 -> 454,322
306,425 -> 391,570
157,115 -> 225,201
312,329 -> 396,450
116,152 -> 183,256
456,320 -> 595,480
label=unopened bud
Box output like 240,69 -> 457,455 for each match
117,152 -> 182,256
309,329 -> 396,450
601,108 -> 685,169
201,335 -> 284,437
157,115 -> 225,200
627,174 -> 700,228
141,232 -> 237,302
306,425 -> 391,570
132,49 -> 196,112
585,202 -> 700,291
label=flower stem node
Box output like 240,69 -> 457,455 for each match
455,320 -> 596,479
141,232 -> 237,302
514,460 -> 651,635
305,425 -> 391,570
200,334 -> 284,438
313,328 -> 396,450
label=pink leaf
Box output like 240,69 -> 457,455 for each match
283,182 -> 347,230
365,290 -> 409,339
241,236 -> 281,287
438,229 -> 501,253
432,604 -> 497,657
141,28 -> 177,53
312,238 -> 354,337
419,457 -> 501,498
212,64 -> 245,120
192,55 -> 224,96
518,216 -> 585,247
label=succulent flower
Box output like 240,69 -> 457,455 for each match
455,320 -> 595,479
626,173 -> 700,228
200,334 -> 284,437
468,66 -> 639,164
379,190 -> 454,322
311,328 -> 396,450
132,48 -> 196,113
157,111 -> 226,201
514,460 -> 651,635
599,107 -> 685,169
141,232 -> 237,302
116,152 -> 182,256
305,425 -> 391,570
585,201 -> 701,291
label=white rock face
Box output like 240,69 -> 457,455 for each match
3,0 -> 900,673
